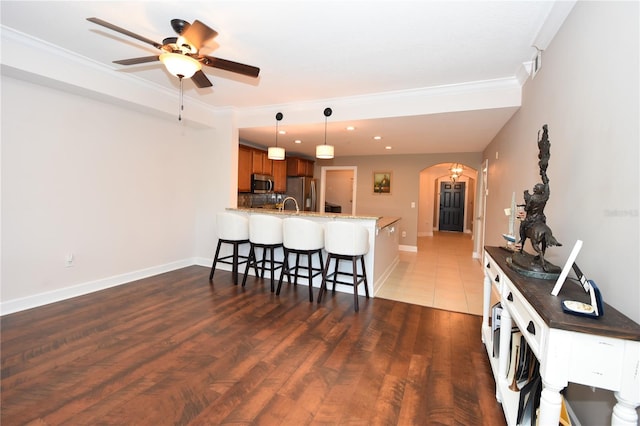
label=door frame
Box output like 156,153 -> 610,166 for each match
320,166 -> 357,215
474,158 -> 489,259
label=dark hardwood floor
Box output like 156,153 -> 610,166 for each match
1,266 -> 505,425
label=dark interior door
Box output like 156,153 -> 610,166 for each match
439,181 -> 465,232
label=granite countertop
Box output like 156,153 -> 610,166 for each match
227,207 -> 398,226
377,216 -> 401,229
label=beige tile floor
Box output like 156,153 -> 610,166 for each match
376,231 -> 484,316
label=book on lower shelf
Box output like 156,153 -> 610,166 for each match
506,330 -> 523,386
511,334 -> 544,426
491,302 -> 502,357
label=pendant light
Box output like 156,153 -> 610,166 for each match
316,107 -> 334,159
268,112 -> 285,160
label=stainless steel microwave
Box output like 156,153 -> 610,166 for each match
251,174 -> 274,193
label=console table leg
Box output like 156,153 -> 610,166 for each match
482,273 -> 492,336
538,380 -> 563,426
611,392 -> 639,426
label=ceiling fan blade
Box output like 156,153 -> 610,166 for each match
191,70 -> 213,88
202,55 -> 260,78
87,17 -> 163,49
171,19 -> 191,35
113,56 -> 160,65
181,20 -> 218,50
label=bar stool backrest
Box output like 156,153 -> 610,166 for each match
217,212 -> 249,241
283,218 -> 324,250
325,222 -> 369,256
249,214 -> 283,245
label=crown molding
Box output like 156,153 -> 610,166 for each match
0,25 -> 221,127
236,76 -> 523,128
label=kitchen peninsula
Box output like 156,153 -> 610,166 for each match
227,208 -> 401,297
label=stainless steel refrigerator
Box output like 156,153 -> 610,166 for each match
285,177 -> 317,211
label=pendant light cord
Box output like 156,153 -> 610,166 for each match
323,107 -> 332,145
324,117 -> 327,145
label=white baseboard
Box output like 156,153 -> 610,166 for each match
373,255 -> 399,296
2,253 -> 411,315
399,245 -> 417,252
194,257 -> 213,268
1,259 -> 195,316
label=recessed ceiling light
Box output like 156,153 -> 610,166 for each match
279,130 -> 286,135
385,146 -> 392,150
294,139 -> 302,144
373,136 -> 382,140
346,126 -> 355,131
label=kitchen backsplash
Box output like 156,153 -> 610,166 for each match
238,193 -> 285,208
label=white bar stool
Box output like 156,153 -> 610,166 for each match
209,212 -> 250,285
242,214 -> 284,292
277,218 -> 325,302
318,221 -> 370,311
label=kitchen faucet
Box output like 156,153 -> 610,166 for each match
280,196 -> 300,213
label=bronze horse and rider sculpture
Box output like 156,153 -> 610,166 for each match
509,125 -> 562,278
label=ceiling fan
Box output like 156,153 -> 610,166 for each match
87,17 -> 260,88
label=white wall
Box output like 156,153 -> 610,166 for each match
324,152 -> 482,249
0,75 -> 231,313
482,2 -> 639,424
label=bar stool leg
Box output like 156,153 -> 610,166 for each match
361,256 -> 370,298
294,253 -> 301,286
259,247 -> 267,279
242,243 -> 264,288
332,257 -> 340,293
242,245 -> 255,287
276,250 -> 290,295
209,240 -> 223,281
318,254 -> 332,304
268,246 -> 276,292
352,256 -> 360,312
306,252 -> 314,302
231,242 -> 240,285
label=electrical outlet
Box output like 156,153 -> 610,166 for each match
65,253 -> 74,267
401,231 -> 407,238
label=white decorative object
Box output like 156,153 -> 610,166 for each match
551,240 -> 583,296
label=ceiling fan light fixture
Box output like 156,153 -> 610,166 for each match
159,52 -> 201,78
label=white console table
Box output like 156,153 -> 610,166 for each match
482,246 -> 640,426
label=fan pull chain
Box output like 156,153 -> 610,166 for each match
178,76 -> 184,121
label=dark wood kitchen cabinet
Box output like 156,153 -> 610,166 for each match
287,157 -> 314,177
238,145 -> 252,192
238,145 -> 287,193
251,150 -> 272,175
272,159 -> 287,193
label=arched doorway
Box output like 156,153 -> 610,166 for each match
417,163 -> 477,237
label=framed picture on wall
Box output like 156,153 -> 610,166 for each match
373,172 -> 392,194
